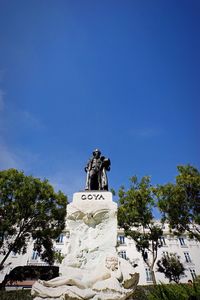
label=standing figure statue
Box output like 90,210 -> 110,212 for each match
85,149 -> 111,191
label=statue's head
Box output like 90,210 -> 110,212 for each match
93,149 -> 101,158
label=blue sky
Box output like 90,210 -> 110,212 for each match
0,0 -> 199,201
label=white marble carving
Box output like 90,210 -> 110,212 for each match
31,191 -> 139,300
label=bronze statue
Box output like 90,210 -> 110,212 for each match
85,149 -> 111,191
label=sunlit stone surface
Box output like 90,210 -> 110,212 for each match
31,191 -> 139,300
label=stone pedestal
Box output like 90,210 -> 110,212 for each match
31,191 -> 139,300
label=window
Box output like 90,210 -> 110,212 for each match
160,237 -> 166,246
31,250 -> 39,260
179,238 -> 186,246
118,251 -> 127,259
56,234 -> 64,244
190,269 -> 197,280
184,252 -> 191,263
145,267 -> 153,282
118,235 -> 125,245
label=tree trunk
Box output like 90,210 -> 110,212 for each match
151,268 -> 157,285
0,230 -> 24,270
146,259 -> 157,285
0,274 -> 9,290
150,240 -> 157,285
0,249 -> 12,270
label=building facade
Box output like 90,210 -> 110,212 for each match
0,224 -> 200,286
117,224 -> 200,285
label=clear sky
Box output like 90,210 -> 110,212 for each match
0,0 -> 199,200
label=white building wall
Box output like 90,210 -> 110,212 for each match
0,229 -> 71,283
0,225 -> 200,285
117,223 -> 200,285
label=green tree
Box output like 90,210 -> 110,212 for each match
118,176 -> 163,285
157,252 -> 185,283
156,165 -> 200,241
0,265 -> 59,289
0,169 -> 67,270
53,251 -> 65,264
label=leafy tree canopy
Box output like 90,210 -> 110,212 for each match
0,169 -> 67,269
118,176 -> 163,284
156,165 -> 200,241
157,252 -> 185,283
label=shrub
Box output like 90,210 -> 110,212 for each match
147,283 -> 200,300
0,290 -> 33,300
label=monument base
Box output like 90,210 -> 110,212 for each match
31,191 -> 139,300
